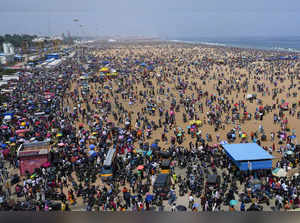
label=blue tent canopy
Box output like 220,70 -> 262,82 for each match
222,143 -> 273,171
223,143 -> 273,161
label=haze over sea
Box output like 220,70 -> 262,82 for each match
170,36 -> 300,52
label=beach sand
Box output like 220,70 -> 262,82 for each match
60,41 -> 300,210
74,42 -> 300,155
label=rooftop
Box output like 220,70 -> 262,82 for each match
222,143 -> 274,161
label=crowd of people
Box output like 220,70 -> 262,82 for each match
0,42 -> 300,211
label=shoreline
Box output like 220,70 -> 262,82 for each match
90,38 -> 300,56
167,39 -> 300,54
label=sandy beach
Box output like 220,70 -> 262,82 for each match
78,41 -> 300,158
1,40 -> 300,211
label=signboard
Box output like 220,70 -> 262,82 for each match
19,154 -> 48,175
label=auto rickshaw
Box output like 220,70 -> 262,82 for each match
160,159 -> 171,174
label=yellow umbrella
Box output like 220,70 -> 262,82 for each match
241,134 -> 247,138
195,120 -> 202,126
100,67 -> 109,72
56,133 -> 63,137
21,122 -> 26,126
190,120 -> 196,125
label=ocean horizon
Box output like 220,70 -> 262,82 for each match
169,36 -> 300,52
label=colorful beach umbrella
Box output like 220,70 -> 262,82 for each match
272,168 -> 287,177
100,67 -> 109,72
137,165 -> 144,170
189,120 -> 196,125
230,200 -> 238,206
195,120 -> 202,125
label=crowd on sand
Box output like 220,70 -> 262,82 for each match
0,42 -> 300,211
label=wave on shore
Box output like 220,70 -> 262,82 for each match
169,39 -> 300,53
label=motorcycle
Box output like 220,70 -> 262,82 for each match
183,114 -> 187,123
179,184 -> 185,196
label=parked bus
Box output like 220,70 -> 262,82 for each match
100,148 -> 117,181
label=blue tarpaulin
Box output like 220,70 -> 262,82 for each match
45,54 -> 59,60
222,143 -> 273,171
1,112 -> 14,117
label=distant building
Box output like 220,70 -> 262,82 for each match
3,42 -> 14,55
0,53 -> 14,65
0,42 -> 15,65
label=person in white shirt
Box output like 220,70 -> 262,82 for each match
188,194 -> 194,209
151,175 -> 156,186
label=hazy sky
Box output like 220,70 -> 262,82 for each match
1,0 -> 300,38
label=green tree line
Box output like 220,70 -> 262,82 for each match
0,34 -> 37,52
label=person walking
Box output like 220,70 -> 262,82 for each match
188,194 -> 194,209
